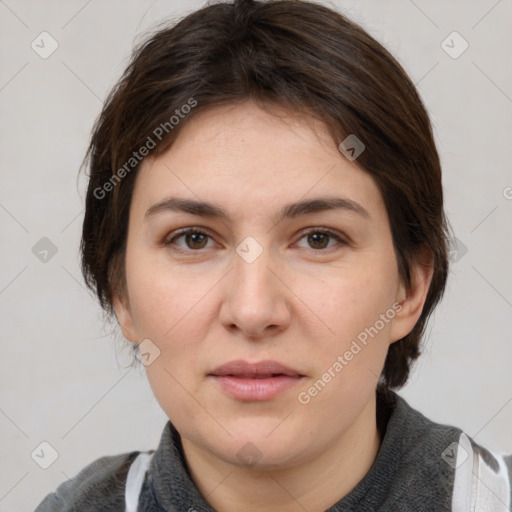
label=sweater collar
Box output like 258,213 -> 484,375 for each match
147,389 -> 412,511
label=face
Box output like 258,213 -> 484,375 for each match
114,101 -> 428,470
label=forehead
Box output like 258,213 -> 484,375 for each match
131,101 -> 385,221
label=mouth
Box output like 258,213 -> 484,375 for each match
209,360 -> 305,401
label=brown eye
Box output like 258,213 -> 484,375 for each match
165,229 -> 214,251
296,228 -> 346,251
184,232 -> 209,249
307,232 -> 330,249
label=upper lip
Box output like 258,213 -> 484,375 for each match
209,360 -> 303,378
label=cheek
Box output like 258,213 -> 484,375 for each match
305,260 -> 398,383
125,257 -> 220,404
125,245 -> 215,339
131,271 -> 214,426
315,260 -> 397,335
295,276 -> 395,422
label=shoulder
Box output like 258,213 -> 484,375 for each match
34,450 -> 142,512
386,391 -> 512,511
378,391 -> 464,509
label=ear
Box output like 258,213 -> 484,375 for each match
112,293 -> 138,343
389,246 -> 434,343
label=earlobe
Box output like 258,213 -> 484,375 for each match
112,294 -> 138,343
390,247 -> 434,343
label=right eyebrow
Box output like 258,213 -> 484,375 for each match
145,197 -> 229,221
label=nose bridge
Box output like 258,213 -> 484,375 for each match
220,236 -> 290,337
232,236 -> 276,302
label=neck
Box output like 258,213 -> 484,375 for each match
181,395 -> 381,512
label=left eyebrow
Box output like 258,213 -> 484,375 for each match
144,195 -> 371,222
278,196 -> 371,222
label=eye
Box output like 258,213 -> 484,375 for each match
295,228 -> 346,251
165,228 -> 216,251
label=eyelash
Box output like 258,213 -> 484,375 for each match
163,226 -> 347,254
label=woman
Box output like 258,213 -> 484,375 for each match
35,0 -> 511,510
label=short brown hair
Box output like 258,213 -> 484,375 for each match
80,0 -> 450,388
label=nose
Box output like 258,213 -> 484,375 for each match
218,244 -> 291,341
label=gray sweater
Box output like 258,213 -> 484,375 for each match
35,390 -> 512,511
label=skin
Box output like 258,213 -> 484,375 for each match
114,100 -> 433,512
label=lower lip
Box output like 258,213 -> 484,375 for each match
211,375 -> 303,401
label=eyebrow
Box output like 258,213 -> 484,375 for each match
144,195 -> 371,223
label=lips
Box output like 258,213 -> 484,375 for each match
210,360 -> 303,378
209,360 -> 304,401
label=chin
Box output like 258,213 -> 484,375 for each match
212,425 -> 309,470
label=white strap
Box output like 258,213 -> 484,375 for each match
473,448 -> 511,512
125,452 -> 153,512
451,433 -> 475,511
451,433 -> 511,512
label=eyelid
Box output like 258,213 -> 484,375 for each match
297,226 -> 347,243
294,227 -> 348,253
163,226 -> 219,247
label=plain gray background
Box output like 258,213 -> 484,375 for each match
1,1 -> 511,510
